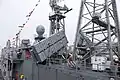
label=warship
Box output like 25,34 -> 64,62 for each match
0,0 -> 120,80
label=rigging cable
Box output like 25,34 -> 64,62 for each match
11,0 -> 40,46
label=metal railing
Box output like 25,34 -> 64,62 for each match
75,62 -> 120,80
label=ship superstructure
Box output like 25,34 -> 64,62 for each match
0,0 -> 120,80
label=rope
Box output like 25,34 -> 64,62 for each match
11,0 -> 41,46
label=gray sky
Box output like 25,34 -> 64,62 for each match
0,0 -> 120,49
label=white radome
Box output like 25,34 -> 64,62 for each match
36,25 -> 45,36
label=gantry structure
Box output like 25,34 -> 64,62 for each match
73,0 -> 120,65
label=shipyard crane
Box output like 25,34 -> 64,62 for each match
73,0 -> 120,64
72,0 -> 120,78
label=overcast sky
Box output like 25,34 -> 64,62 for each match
0,0 -> 120,49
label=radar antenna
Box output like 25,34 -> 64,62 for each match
49,0 -> 72,35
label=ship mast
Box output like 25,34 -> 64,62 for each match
49,0 -> 72,35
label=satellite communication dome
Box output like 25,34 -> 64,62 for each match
36,25 -> 45,36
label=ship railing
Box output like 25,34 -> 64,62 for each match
38,62 -> 120,80
41,56 -> 120,79
75,62 -> 120,79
